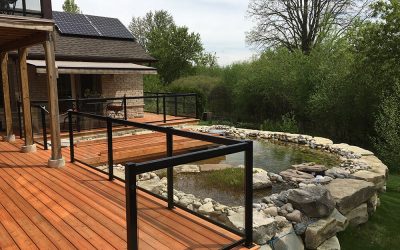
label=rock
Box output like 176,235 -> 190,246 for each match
294,222 -> 308,235
305,209 -> 348,249
325,167 -> 351,179
264,206 -> 278,217
178,197 -> 194,207
273,224 -> 304,250
313,175 -> 333,185
199,163 -> 233,172
326,179 -> 376,214
253,171 -> 273,190
137,178 -> 164,193
280,169 -> 315,183
287,186 -> 335,218
281,203 -> 294,213
351,170 -> 386,190
285,210 -> 302,223
317,236 -> 341,250
228,209 -> 278,245
292,162 -> 328,174
174,165 -> 200,173
345,203 -> 368,226
313,137 -> 334,146
198,202 -> 214,215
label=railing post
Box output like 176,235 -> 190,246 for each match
125,164 -> 139,250
244,140 -> 254,248
41,107 -> 48,150
68,111 -> 74,162
123,95 -> 128,121
174,95 -> 178,117
156,93 -> 160,114
107,117 -> 114,181
195,94 -> 199,119
166,130 -> 174,209
17,101 -> 23,139
163,95 -> 166,123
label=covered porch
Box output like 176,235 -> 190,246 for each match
0,14 -> 64,167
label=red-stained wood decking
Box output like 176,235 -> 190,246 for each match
0,139 -> 256,249
72,132 -> 213,166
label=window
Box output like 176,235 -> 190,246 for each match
80,75 -> 102,98
57,74 -> 72,99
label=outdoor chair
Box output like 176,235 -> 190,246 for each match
105,98 -> 124,118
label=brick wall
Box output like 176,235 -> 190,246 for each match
101,74 -> 144,118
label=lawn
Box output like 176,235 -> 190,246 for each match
338,174 -> 400,250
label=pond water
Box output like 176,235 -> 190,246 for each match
172,140 -> 339,206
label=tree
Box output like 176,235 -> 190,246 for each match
129,10 -> 216,84
247,0 -> 371,53
62,0 -> 81,14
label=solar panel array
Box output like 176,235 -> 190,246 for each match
53,11 -> 134,40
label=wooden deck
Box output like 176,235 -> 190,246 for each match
73,132 -> 213,166
0,139 -> 255,249
56,112 -> 199,139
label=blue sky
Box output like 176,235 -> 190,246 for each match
52,0 -> 255,65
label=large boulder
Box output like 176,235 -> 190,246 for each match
345,203 -> 369,227
326,179 -> 375,214
316,236 -> 341,250
287,186 -> 335,218
351,170 -> 386,190
253,171 -> 273,189
273,224 -> 304,250
305,209 -> 348,249
228,209 -> 281,245
280,169 -> 315,183
199,163 -> 233,172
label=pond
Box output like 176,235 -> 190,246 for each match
171,140 -> 339,206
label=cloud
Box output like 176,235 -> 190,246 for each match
52,0 -> 253,65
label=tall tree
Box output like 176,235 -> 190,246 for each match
247,0 -> 371,53
129,10 -> 216,84
62,0 -> 81,14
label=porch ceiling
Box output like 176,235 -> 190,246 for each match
28,60 -> 158,75
0,14 -> 54,52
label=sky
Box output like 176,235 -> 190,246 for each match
52,0 -> 255,65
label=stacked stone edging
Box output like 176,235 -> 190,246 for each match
179,125 -> 389,249
102,125 -> 388,250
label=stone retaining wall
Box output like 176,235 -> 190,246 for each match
105,125 -> 388,250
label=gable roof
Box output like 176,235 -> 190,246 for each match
27,11 -> 155,63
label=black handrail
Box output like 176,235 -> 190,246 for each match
67,111 -> 254,250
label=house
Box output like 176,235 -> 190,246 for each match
1,11 -> 157,133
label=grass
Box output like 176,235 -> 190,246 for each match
338,174 -> 400,250
199,168 -> 244,191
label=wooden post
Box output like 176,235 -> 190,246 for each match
1,52 -> 15,142
18,48 -> 36,153
43,32 -> 65,168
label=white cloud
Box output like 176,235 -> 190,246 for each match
52,0 -> 254,65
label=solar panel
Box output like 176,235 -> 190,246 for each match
53,11 -> 134,40
86,14 -> 134,40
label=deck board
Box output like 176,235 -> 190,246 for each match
0,138 -> 253,250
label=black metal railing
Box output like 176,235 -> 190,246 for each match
67,111 -> 254,250
16,93 -> 199,142
0,0 -> 48,17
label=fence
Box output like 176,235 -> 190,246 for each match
67,110 -> 254,250
17,92 -> 199,149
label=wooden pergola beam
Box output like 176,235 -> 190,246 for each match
1,52 -> 15,142
43,32 -> 64,167
18,47 -> 36,153
0,32 -> 48,53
